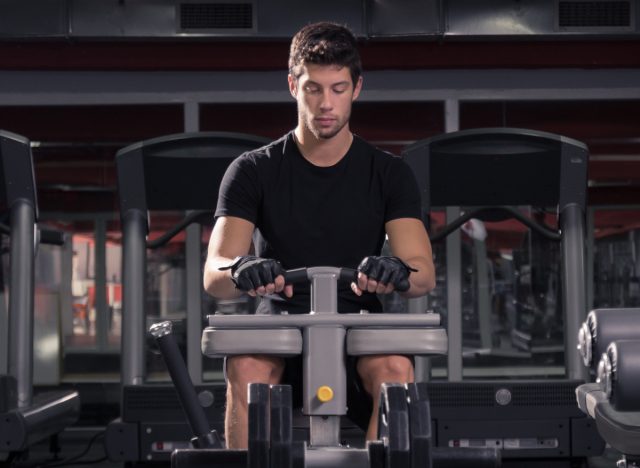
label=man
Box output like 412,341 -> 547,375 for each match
203,21 -> 435,448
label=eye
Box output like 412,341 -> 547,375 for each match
304,85 -> 321,94
333,85 -> 348,94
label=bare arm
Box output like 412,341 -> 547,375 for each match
385,217 -> 435,297
203,215 -> 293,299
353,217 -> 435,297
203,216 -> 255,299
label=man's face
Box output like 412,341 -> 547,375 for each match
289,63 -> 362,140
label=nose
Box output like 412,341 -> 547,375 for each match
319,89 -> 333,111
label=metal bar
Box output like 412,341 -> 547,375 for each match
121,209 -> 147,386
94,218 -> 108,351
560,204 -> 588,381
8,200 -> 36,407
184,101 -> 200,133
474,239 -> 493,350
446,206 -> 463,381
186,218 -> 203,384
207,313 -> 441,328
586,207 -> 595,311
1,69 -> 640,105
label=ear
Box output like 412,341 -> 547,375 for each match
352,76 -> 363,101
288,74 -> 298,99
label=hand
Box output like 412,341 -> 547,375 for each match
352,256 -> 418,296
219,256 -> 293,298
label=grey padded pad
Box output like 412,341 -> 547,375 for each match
201,327 -> 302,358
346,328 -> 448,356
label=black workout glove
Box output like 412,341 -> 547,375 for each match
219,255 -> 286,292
357,256 -> 418,293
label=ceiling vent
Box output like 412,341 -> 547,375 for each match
558,1 -> 634,29
178,2 -> 255,33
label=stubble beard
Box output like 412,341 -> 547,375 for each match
301,108 -> 350,140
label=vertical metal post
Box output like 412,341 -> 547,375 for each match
444,99 -> 462,381
95,218 -> 108,351
8,200 -> 36,407
474,239 -> 493,350
184,101 -> 203,384
186,220 -> 203,384
561,204 -> 588,381
586,207 -> 595,311
446,206 -> 463,381
121,210 -> 147,386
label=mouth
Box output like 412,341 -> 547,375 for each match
315,117 -> 336,126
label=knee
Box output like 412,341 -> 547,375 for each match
358,355 -> 413,389
226,355 -> 284,392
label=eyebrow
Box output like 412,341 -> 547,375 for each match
304,80 -> 351,88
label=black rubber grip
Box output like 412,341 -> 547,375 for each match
283,267 -> 358,285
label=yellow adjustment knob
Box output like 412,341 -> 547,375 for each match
316,386 -> 334,403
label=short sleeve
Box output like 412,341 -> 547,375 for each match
384,157 -> 423,222
214,153 -> 261,223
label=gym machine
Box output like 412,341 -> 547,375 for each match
0,130 -> 80,458
104,131 -> 269,463
151,266 -> 500,468
403,128 -> 604,461
576,308 -> 640,468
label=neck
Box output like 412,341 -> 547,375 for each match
294,125 -> 353,167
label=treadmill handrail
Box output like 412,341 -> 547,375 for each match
430,206 -> 561,243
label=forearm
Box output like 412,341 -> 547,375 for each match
400,254 -> 435,298
203,255 -> 243,299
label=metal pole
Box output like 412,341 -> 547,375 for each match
560,204 -> 588,380
8,199 -> 36,407
121,209 -> 147,386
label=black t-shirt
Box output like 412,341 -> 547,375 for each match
215,131 -> 422,314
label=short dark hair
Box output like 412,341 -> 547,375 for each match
288,22 -> 362,86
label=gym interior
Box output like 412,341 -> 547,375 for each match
1,1 -> 640,467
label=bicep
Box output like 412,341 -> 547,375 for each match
207,216 -> 255,260
385,218 -> 432,262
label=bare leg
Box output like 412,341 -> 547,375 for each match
224,354 -> 285,448
356,355 -> 414,440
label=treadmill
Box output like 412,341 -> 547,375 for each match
403,128 -> 604,462
0,130 -> 80,457
104,131 -> 268,463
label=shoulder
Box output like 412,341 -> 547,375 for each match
353,135 -> 408,172
237,133 -> 290,165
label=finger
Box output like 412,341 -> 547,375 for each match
357,272 -> 368,291
264,282 -> 276,295
284,284 -> 294,298
258,263 -> 275,285
247,289 -> 257,297
273,274 -> 286,293
366,278 -> 378,294
378,267 -> 393,286
351,282 -> 362,296
255,285 -> 267,296
247,268 -> 263,291
375,281 -> 387,295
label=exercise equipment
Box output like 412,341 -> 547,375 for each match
575,308 -> 640,468
0,130 -> 80,456
105,131 -> 269,463
577,308 -> 640,372
403,128 -> 604,460
153,266 -> 500,467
